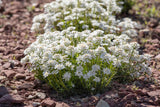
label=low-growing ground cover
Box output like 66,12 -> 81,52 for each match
0,0 -> 160,107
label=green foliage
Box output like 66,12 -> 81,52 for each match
118,0 -> 135,14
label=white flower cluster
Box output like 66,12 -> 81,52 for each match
22,28 -> 151,90
31,0 -> 138,38
22,0 -> 151,93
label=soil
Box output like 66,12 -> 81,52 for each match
0,0 -> 160,107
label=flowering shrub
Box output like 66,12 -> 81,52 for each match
22,0 -> 151,95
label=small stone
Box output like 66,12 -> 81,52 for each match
0,86 -> 9,97
41,98 -> 56,107
148,18 -> 159,28
89,96 -> 99,103
15,73 -> 25,80
36,92 -> 46,99
0,47 -> 6,53
13,54 -> 24,61
25,76 -> 34,81
147,90 -> 160,97
12,90 -> 18,94
11,95 -> 25,103
139,29 -> 150,37
0,94 -> 24,104
3,63 -> 11,69
105,93 -> 118,99
105,95 -> 112,99
118,91 -> 130,98
27,95 -> 36,100
18,83 -> 34,90
81,97 -> 89,103
122,93 -> 137,100
155,28 -> 160,33
0,76 -> 6,80
32,102 -> 40,107
135,89 -> 147,96
56,102 -> 70,107
155,54 -> 160,60
2,70 -> 16,78
96,99 -> 110,107
150,39 -> 159,44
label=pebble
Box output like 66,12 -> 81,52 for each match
2,70 -> 16,78
96,99 -> 110,107
27,95 -> 36,100
32,102 -> 41,107
41,98 -> 56,107
36,92 -> 46,99
15,73 -> 26,79
0,86 -> 9,97
0,94 -> 24,104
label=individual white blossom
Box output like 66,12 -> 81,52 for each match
92,65 -> 100,72
93,77 -> 100,82
63,72 -> 71,81
103,67 -> 111,75
55,64 -> 65,70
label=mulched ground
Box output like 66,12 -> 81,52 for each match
0,0 -> 160,107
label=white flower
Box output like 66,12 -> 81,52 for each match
82,25 -> 89,29
75,66 -> 83,77
43,71 -> 50,78
93,77 -> 100,82
65,61 -> 72,67
103,67 -> 111,75
31,23 -> 40,32
92,64 -> 100,72
47,60 -> 58,66
21,56 -> 29,64
63,72 -> 71,81
55,64 -> 65,70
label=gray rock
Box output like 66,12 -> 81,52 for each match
36,92 -> 46,99
96,99 -> 110,107
0,86 -> 9,97
27,95 -> 36,100
18,83 -> 34,90
0,94 -> 24,104
32,102 -> 40,107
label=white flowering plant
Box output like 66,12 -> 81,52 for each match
22,0 -> 151,95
